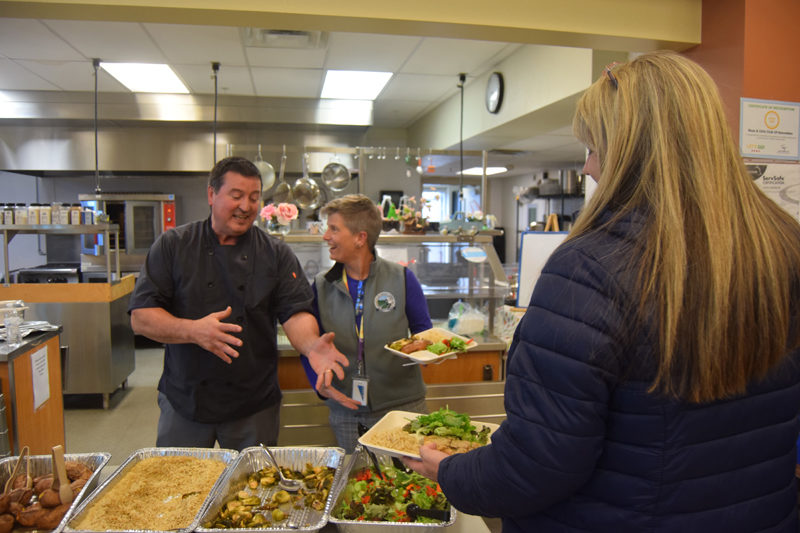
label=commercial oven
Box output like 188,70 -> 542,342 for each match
78,193 -> 176,256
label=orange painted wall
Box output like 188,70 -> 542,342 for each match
683,0 -> 746,135
742,0 -> 800,102
683,0 -> 799,139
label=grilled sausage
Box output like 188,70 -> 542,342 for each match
400,339 -> 432,353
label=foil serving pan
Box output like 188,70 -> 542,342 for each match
64,447 -> 238,533
0,451 -> 111,533
328,447 -> 456,532
196,446 -> 345,533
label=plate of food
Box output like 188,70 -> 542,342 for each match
385,327 -> 476,364
357,407 -> 499,459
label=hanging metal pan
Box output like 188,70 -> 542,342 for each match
293,153 -> 321,209
272,145 -> 293,203
255,144 -> 275,189
321,160 -> 351,191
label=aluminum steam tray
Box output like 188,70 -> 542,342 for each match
0,451 -> 111,533
196,446 -> 346,533
328,446 -> 456,532
64,447 -> 238,533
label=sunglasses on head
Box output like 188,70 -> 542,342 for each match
604,61 -> 622,90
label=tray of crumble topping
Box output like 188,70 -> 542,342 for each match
64,447 -> 237,533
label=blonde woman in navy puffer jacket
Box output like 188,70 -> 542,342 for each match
404,51 -> 800,532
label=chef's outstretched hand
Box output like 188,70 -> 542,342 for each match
316,378 -> 360,410
402,442 -> 448,483
307,331 -> 349,382
192,306 -> 242,364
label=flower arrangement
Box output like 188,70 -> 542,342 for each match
466,210 -> 484,222
260,202 -> 298,226
400,196 -> 429,233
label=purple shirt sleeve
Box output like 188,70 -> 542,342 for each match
405,268 -> 433,333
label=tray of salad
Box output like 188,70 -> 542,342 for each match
384,327 -> 475,364
329,446 -> 455,531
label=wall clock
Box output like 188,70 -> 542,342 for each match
485,72 -> 504,114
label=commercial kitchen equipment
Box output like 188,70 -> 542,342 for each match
78,193 -> 175,256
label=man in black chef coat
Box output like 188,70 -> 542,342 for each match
129,156 -> 348,450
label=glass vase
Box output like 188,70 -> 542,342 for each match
267,220 -> 290,236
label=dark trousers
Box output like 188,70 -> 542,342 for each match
156,392 -> 280,451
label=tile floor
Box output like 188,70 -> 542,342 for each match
64,347 -> 163,465
62,346 -> 503,533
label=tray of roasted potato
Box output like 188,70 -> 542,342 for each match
0,451 -> 110,533
64,447 -> 237,533
196,446 -> 345,533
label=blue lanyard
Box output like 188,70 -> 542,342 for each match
342,270 -> 366,375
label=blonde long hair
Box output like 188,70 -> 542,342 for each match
572,51 -> 800,402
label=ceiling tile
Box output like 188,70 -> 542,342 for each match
245,46 -> 327,69
43,20 -> 166,62
372,99 -> 432,128
0,19 -> 84,61
325,32 -> 421,71
251,67 -> 323,98
173,64 -> 254,95
15,60 -> 128,91
144,23 -> 247,66
379,73 -> 459,102
401,38 -> 508,76
0,59 -> 60,90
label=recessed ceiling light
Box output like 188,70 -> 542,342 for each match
100,62 -> 189,94
459,166 -> 508,176
321,70 -> 392,100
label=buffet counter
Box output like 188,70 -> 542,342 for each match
0,329 -> 64,454
0,275 -> 136,406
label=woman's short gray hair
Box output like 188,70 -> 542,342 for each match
322,194 -> 382,250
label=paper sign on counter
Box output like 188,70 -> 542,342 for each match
31,346 -> 50,410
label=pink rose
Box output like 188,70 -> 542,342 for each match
276,202 -> 298,225
260,204 -> 277,220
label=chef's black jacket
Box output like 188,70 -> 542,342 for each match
129,217 -> 313,423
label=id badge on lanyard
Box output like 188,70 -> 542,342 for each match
345,272 -> 369,406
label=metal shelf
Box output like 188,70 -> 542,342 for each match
1,224 -> 121,286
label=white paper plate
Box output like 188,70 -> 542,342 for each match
357,410 -> 499,459
384,327 -> 476,364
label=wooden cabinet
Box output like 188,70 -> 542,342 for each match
0,331 -> 65,455
419,349 -> 503,383
277,345 -> 505,390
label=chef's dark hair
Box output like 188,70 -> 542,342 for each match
208,157 -> 261,192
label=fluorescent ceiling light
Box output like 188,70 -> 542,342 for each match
321,70 -> 392,100
100,62 -> 189,94
459,166 -> 508,176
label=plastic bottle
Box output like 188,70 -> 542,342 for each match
14,204 -> 28,225
69,204 -> 81,225
81,207 -> 94,225
27,203 -> 40,225
52,202 -> 65,224
39,204 -> 52,225
0,204 -> 12,225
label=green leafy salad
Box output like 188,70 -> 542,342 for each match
333,464 -> 448,523
426,336 -> 469,354
402,407 -> 491,444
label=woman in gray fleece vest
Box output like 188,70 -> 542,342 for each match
304,194 -> 433,452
